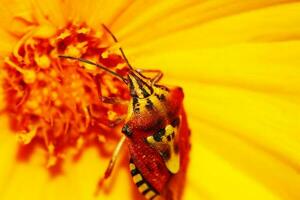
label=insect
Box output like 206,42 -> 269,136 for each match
59,25 -> 189,200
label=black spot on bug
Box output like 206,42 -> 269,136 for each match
131,168 -> 138,176
155,93 -> 165,101
136,180 -> 145,187
132,97 -> 138,107
153,129 -> 165,142
142,188 -> 151,195
171,117 -> 180,127
162,149 -> 171,160
128,76 -> 137,97
153,134 -> 161,142
122,124 -> 132,137
132,97 -> 140,113
135,76 -> 152,97
157,85 -> 169,91
145,99 -> 154,110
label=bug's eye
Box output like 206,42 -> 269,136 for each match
122,124 -> 133,137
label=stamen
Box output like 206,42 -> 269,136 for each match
17,126 -> 37,145
4,57 -> 37,84
2,23 -> 130,171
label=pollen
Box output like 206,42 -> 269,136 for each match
2,23 -> 130,170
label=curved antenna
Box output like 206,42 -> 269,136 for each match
59,55 -> 128,84
102,24 -> 134,71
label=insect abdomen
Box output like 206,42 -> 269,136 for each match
130,159 -> 159,200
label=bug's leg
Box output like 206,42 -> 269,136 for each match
95,75 -> 128,105
101,96 -> 128,105
108,114 -> 127,127
103,135 -> 127,179
136,69 -> 163,85
101,94 -> 127,127
98,94 -> 128,127
95,135 -> 127,195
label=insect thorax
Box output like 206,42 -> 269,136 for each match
123,84 -> 183,136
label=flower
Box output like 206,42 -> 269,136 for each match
1,0 -> 300,200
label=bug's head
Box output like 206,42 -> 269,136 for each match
127,71 -> 153,99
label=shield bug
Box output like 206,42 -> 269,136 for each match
59,25 -> 190,200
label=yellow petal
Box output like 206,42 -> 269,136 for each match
132,42 -> 300,94
170,77 -> 300,173
188,116 -> 300,199
61,0 -> 130,28
178,78 -> 300,199
64,148 -> 132,200
29,0 -> 66,27
186,137 -> 282,200
0,118 -> 18,198
0,31 -> 16,58
123,1 -> 300,55
0,0 -> 65,28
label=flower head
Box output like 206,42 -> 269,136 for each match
3,21 -> 131,173
1,1 -> 300,200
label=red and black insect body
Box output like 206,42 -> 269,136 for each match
60,25 -> 190,200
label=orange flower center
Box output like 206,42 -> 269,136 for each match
2,23 -> 130,172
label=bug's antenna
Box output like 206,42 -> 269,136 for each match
59,55 -> 128,84
102,24 -> 134,71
